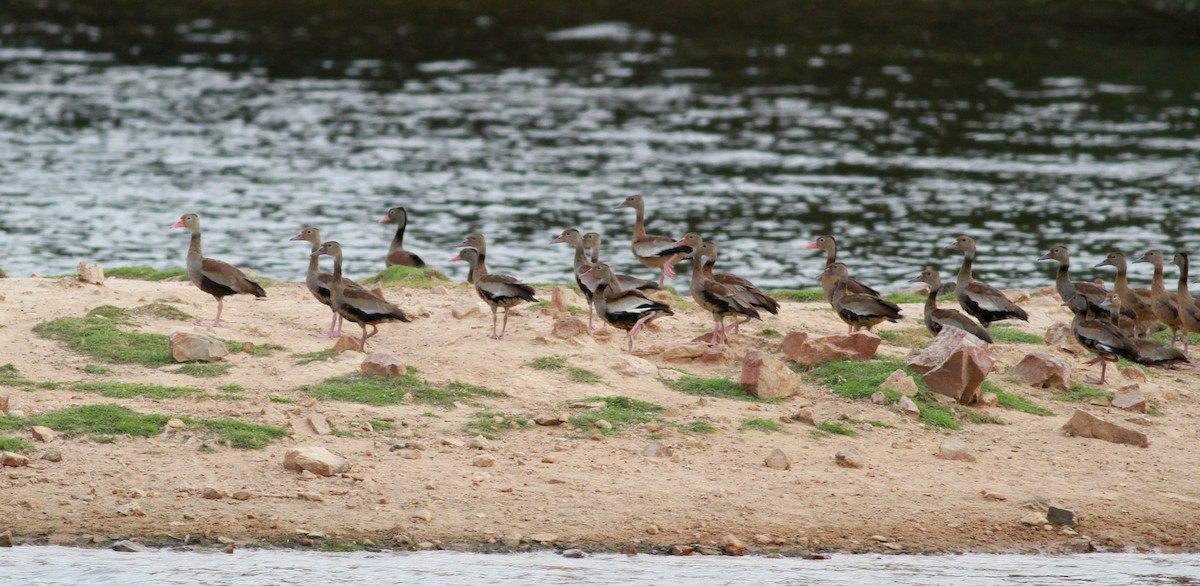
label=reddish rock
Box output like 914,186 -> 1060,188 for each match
662,343 -> 706,362
723,534 -> 746,556
2,452 -> 30,467
552,317 -> 588,339
1002,289 -> 1031,304
202,487 -> 226,500
882,370 -> 919,397
30,426 -> 56,443
780,331 -> 881,366
332,335 -> 361,353
979,392 -> 998,407
1045,322 -> 1086,354
0,394 -> 8,414
361,353 -> 406,378
550,287 -> 570,313
908,327 -> 994,404
700,346 -> 727,363
283,447 -> 350,476
1061,409 -> 1149,448
1111,387 -> 1147,412
740,349 -> 802,399
835,448 -> 863,468
1120,366 -> 1148,382
897,396 -> 920,418
1014,353 -> 1071,390
169,332 -> 229,363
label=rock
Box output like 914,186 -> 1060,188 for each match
332,335 -> 361,353
77,262 -> 105,284
936,438 -> 976,462
451,299 -> 483,319
1061,409 -> 1149,448
787,407 -> 815,425
467,435 -> 492,450
112,540 -> 149,553
202,487 -> 225,500
1014,353 -> 1072,390
1045,322 -> 1086,354
870,391 -> 887,405
283,447 -> 350,477
740,349 -> 802,399
662,343 -> 707,362
502,533 -> 522,548
1047,506 -> 1078,527
643,442 -> 671,458
232,491 -> 251,501
534,413 -> 562,426
670,545 -> 695,556
835,448 -> 863,468
723,534 -> 746,556
780,331 -> 881,366
1022,512 -> 1049,526
1120,366 -> 1148,382
0,394 -> 7,413
361,353 -> 406,378
473,453 -> 496,467
116,502 -> 145,517
0,530 -> 11,547
907,327 -> 994,404
169,332 -> 229,363
981,489 -> 1007,501
42,450 -> 62,462
167,418 -> 185,429
30,426 -> 56,443
881,370 -> 919,397
608,355 -> 658,377
550,287 -> 570,313
1002,289 -> 1031,303
1111,387 -> 1147,412
2,452 -> 30,467
528,533 -> 557,544
561,548 -> 586,558
897,396 -> 920,418
552,317 -> 588,339
764,448 -> 791,470
979,392 -> 998,407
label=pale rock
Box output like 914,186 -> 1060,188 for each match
117,502 -> 145,517
870,391 -> 887,405
979,392 -> 999,407
562,548 -> 586,558
0,394 -> 7,413
787,407 -> 815,425
332,336 -> 361,353
30,426 -> 56,443
1120,366 -> 1148,382
662,343 -> 707,362
202,487 -> 225,500
1061,409 -> 1149,448
451,299 -> 484,319
608,355 -> 657,378
740,349 -> 802,399
534,413 -> 562,426
1,452 -> 30,467
473,453 -> 496,467
723,534 -> 746,556
169,332 -> 229,363
897,396 -> 920,418
112,540 -> 149,553
643,442 -> 671,458
881,370 -> 919,397
361,353 -> 406,378
1002,289 -> 1031,303
502,533 -> 522,548
764,448 -> 791,470
167,418 -> 185,429
77,262 -> 105,285
780,331 -> 881,366
1111,387 -> 1147,412
1014,353 -> 1071,390
835,448 -> 863,468
1045,322 -> 1086,354
232,491 -> 251,501
528,533 -> 557,544
907,327 -> 994,404
467,435 -> 491,450
552,317 -> 588,339
937,438 -> 976,462
1022,512 -> 1049,526
42,450 -> 62,462
283,447 -> 350,477
0,530 -> 11,547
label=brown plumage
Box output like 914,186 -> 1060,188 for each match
451,246 -> 537,339
909,267 -> 992,343
1134,249 -> 1183,348
1065,293 -> 1138,384
582,263 -> 674,353
290,226 -> 368,338
1038,245 -> 1106,316
379,206 -> 426,268
552,229 -> 658,332
172,212 -> 266,327
805,235 -> 880,300
1095,251 -> 1156,339
581,232 -> 660,292
312,241 -> 411,352
694,239 -> 779,334
615,195 -> 691,286
1172,251 -> 1200,360
1102,292 -> 1188,367
946,235 -> 1028,329
820,262 -> 901,334
678,233 -> 759,346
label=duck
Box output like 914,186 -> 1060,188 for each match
1094,251 -> 1156,338
946,235 -> 1028,329
581,232 -> 660,293
699,240 -> 779,333
1037,245 -> 1107,316
908,267 -> 992,343
456,233 -> 487,258
1172,252 -> 1200,359
311,241 -> 411,351
289,226 -> 368,338
676,233 -> 759,346
1133,249 -> 1182,347
172,212 -> 266,327
805,235 -> 880,299
379,206 -> 426,268
820,262 -> 901,333
551,229 -> 657,332
1102,292 -> 1188,367
614,195 -> 691,285
1064,293 -> 1138,384
581,263 -> 674,353
451,246 -> 537,339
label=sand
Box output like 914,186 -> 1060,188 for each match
1,273 -> 1197,554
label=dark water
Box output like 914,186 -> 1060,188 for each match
0,1 -> 1198,290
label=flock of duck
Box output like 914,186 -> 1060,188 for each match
170,197 -> 1196,385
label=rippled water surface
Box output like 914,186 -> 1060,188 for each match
3,548 -> 1200,586
1,1 -> 1198,289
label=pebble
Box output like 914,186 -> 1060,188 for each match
473,453 -> 496,468
112,540 -> 149,553
202,487 -> 226,500
561,548 -> 586,558
835,448 -> 863,469
764,448 -> 791,470
41,450 -> 63,462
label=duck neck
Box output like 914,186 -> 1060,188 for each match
956,253 -> 974,287
1178,258 -> 1191,300
588,245 -> 600,264
1113,261 -> 1130,294
331,254 -> 343,288
924,283 -> 940,320
571,240 -> 589,273
703,258 -> 716,279
188,232 -> 203,262
391,218 -> 407,249
824,244 -> 836,268
1151,261 -> 1166,295
307,242 -> 320,276
1055,263 -> 1071,296
631,202 -> 647,240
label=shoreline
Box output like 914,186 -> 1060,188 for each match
2,273 -> 1198,556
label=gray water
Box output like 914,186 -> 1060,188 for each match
1,1 -> 1198,290
2,547 -> 1199,585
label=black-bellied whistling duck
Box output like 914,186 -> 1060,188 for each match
676,233 -> 759,346
1172,252 -> 1200,360
581,232 -> 660,291
1134,249 -> 1182,347
379,206 -> 426,268
946,235 -> 1028,329
311,241 -> 411,351
289,226 -> 368,338
1065,293 -> 1138,384
700,241 -> 779,333
456,233 -> 487,258
909,267 -> 992,343
1095,252 -> 1156,339
1037,245 -> 1107,316
1102,292 -> 1188,366
820,263 -> 901,334
172,212 -> 266,327
583,232 -> 603,265
805,235 -> 880,299
451,247 -> 537,339
615,195 -> 691,286
581,263 -> 673,353
551,229 -> 656,332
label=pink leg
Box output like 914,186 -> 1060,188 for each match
628,314 -> 654,338
499,309 -> 510,339
358,325 -> 368,352
335,315 -> 345,337
587,303 -> 596,333
197,298 -> 224,327
313,311 -> 338,338
489,306 -> 500,340
723,317 -> 751,334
